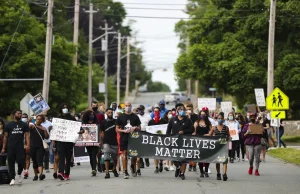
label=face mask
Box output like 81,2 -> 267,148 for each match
200,115 -> 206,120
168,114 -> 173,119
89,115 -> 94,121
138,110 -> 144,115
62,108 -> 68,114
160,105 -> 165,110
178,111 -> 185,116
92,107 -> 98,112
228,116 -> 234,121
250,119 -> 256,123
247,116 -> 250,119
21,118 -> 28,123
154,111 -> 160,117
217,119 -> 224,124
125,107 -> 132,113
186,110 -> 192,114
112,106 -> 116,111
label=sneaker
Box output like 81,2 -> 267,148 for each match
193,166 -> 197,171
159,163 -> 163,172
255,170 -> 260,176
124,171 -> 129,179
237,158 -> 240,162
205,172 -> 209,177
70,162 -> 74,167
24,171 -> 29,179
53,172 -> 58,179
230,158 -> 234,163
154,168 -> 159,174
222,173 -> 228,181
64,174 -> 70,180
137,169 -> 141,176
112,169 -> 119,177
200,172 -> 204,177
217,173 -> 222,180
208,168 -> 212,174
175,167 -> 181,177
180,173 -> 185,180
92,170 -> 97,176
164,165 -> 169,171
242,158 -> 245,162
248,167 -> 253,175
140,162 -> 145,169
57,172 -> 65,180
18,175 -> 22,184
39,174 -> 46,181
105,173 -> 110,179
77,162 -> 81,166
10,179 -> 15,186
170,166 -> 175,171
188,165 -> 192,171
33,175 -> 38,181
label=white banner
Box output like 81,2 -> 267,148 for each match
50,118 -> 81,143
146,124 -> 168,135
254,88 -> 266,107
198,98 -> 216,110
228,122 -> 239,141
74,156 -> 90,163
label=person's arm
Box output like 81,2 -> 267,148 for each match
166,119 -> 172,135
207,127 -> 214,136
204,125 -> 213,136
243,124 -> 251,137
193,122 -> 197,135
25,132 -> 30,149
1,132 -> 8,154
184,119 -> 194,134
40,126 -> 49,139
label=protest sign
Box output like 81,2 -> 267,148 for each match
249,124 -> 263,134
228,122 -> 239,141
146,124 -> 168,135
221,102 -> 232,118
28,93 -> 50,115
198,98 -> 217,110
75,124 -> 99,146
128,131 -> 228,163
50,118 -> 81,143
254,88 -> 266,107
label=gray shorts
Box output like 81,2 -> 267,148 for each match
103,144 -> 118,161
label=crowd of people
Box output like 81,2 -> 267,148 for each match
0,100 -> 286,186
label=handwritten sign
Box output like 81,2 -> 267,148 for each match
75,124 -> 99,146
146,124 -> 168,135
254,88 -> 266,107
221,102 -> 232,118
228,122 -> 239,141
198,98 -> 216,110
28,93 -> 50,115
50,118 -> 81,143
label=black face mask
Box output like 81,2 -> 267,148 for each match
250,119 -> 256,123
92,107 -> 98,112
159,105 -> 165,110
138,110 -> 144,115
112,106 -> 116,111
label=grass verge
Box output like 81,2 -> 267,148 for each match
268,148 -> 300,165
281,136 -> 300,143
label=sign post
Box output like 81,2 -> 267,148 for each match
266,87 -> 289,148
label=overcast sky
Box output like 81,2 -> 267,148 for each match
116,0 -> 188,92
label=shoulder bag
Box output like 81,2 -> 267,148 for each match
34,125 -> 49,151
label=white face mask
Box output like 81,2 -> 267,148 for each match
21,118 -> 28,123
186,110 -> 192,114
168,114 -> 173,119
125,107 -> 132,113
62,108 -> 68,114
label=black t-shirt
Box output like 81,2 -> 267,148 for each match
4,121 -> 29,147
100,119 -> 117,145
166,116 -> 194,135
148,119 -> 168,126
30,125 -> 45,148
116,113 -> 141,142
262,119 -> 271,128
189,114 -> 199,124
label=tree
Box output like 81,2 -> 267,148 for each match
147,80 -> 171,92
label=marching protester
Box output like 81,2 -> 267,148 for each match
163,110 -> 175,171
279,119 -> 287,148
137,105 -> 151,168
193,110 -> 212,178
22,113 -> 33,179
116,101 -> 141,179
242,112 -> 263,176
148,107 -> 168,174
115,111 -> 123,175
150,100 -> 168,119
110,102 -> 118,119
260,114 -> 269,162
236,114 -> 247,161
41,116 -> 52,173
207,113 -> 230,181
30,115 -> 49,181
166,103 -> 194,180
225,112 -> 241,163
81,110 -> 99,176
1,110 -> 30,185
100,108 -> 119,179
0,118 -> 6,166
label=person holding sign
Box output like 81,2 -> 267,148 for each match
193,110 -> 212,178
148,107 -> 168,174
207,113 -> 230,181
241,113 -> 263,176
166,103 -> 194,180
225,112 -> 240,163
116,101 -> 141,179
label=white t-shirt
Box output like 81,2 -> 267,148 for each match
138,113 -> 151,131
41,120 -> 52,143
209,117 -> 217,127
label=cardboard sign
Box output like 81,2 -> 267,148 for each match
76,124 -> 99,146
146,124 -> 168,135
50,118 -> 81,143
248,124 -> 263,134
228,122 -> 239,141
198,98 -> 216,110
28,93 -> 50,115
254,88 -> 266,107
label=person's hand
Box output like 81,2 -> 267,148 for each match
124,129 -> 130,133
178,130 -> 184,135
245,129 -> 252,135
1,149 -> 5,155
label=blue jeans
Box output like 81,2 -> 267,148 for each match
279,129 -> 286,147
49,142 -> 54,164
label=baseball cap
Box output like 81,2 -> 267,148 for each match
159,100 -> 165,105
137,105 -> 145,110
202,107 -> 209,111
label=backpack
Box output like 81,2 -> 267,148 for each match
0,166 -> 11,184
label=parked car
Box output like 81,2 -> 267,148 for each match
164,92 -> 190,104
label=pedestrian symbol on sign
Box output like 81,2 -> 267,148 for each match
266,88 -> 289,110
278,93 -> 283,107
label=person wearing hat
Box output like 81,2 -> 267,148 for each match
150,100 -> 168,119
137,105 -> 151,168
166,103 -> 194,180
241,112 -> 263,176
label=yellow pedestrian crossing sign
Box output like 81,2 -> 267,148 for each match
266,87 -> 289,110
271,111 -> 286,119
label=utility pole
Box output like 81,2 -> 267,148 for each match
195,80 -> 199,108
100,21 -> 113,108
116,32 -> 121,105
73,0 -> 80,66
42,0 -> 54,102
185,36 -> 191,97
84,2 -> 98,107
125,37 -> 130,101
267,0 -> 276,95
